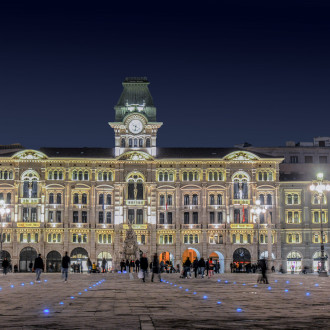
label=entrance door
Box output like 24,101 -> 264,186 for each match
233,248 -> 251,272
46,251 -> 62,272
70,247 -> 88,273
19,247 -> 37,272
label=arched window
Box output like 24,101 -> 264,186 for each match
54,171 -> 58,180
103,172 -> 107,181
84,171 -> 89,180
266,194 -> 272,205
217,194 -> 222,205
268,172 -> 273,181
287,194 -> 292,204
136,209 -> 143,224
98,172 -> 102,181
183,172 -> 187,181
73,193 -> 79,204
121,138 -> 125,148
194,234 -> 198,243
260,234 -> 264,243
214,172 -> 218,181
240,234 -> 243,243
247,234 -> 251,243
99,194 -> 104,205
293,194 -> 299,204
9,171 -> 13,179
78,171 -> 83,180
192,194 -> 198,205
106,194 -> 111,205
194,172 -> 199,181
189,234 -> 194,244
158,172 -> 163,181
159,195 -> 165,206
169,172 -> 174,181
98,212 -> 104,223
82,193 -> 87,204
259,194 -> 265,205
49,193 -> 54,204
59,171 -> 63,180
134,139 -> 138,147
258,172 -> 263,181
233,172 -> 249,199
164,172 -> 168,181
209,194 -> 215,205
208,172 -> 213,181
184,195 -> 190,205
167,194 -> 172,206
129,138 -> 133,147
6,193 -> 11,204
232,234 -> 236,243
184,234 -> 188,244
56,193 -> 61,204
127,172 -> 144,200
48,171 -> 52,180
189,172 -> 193,181
146,138 -> 151,148
139,139 -> 143,147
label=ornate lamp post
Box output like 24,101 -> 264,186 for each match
251,199 -> 266,261
310,173 -> 330,277
0,200 -> 10,266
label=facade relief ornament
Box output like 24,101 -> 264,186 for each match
12,150 -> 48,160
118,151 -> 154,161
224,151 -> 259,161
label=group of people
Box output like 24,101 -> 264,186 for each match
120,258 -> 176,274
182,257 -> 220,279
136,253 -> 162,282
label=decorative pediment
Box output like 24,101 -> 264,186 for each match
117,151 -> 154,161
12,149 -> 48,160
224,151 -> 259,161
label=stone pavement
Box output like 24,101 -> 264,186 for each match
0,271 -> 329,329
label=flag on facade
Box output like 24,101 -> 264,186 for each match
242,204 -> 246,223
165,190 -> 168,211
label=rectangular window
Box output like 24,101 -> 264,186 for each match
106,212 -> 111,224
167,212 -> 172,224
136,209 -> 143,224
99,211 -> 104,223
290,156 -> 298,163
193,212 -> 198,224
73,211 -> 78,223
319,156 -> 327,164
209,212 -> 215,224
305,156 -> 313,163
82,211 -> 87,223
56,211 -> 61,223
184,212 -> 189,224
218,212 -> 223,224
48,211 -> 53,222
159,213 -> 164,224
31,208 -> 37,222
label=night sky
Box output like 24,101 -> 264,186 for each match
1,1 -> 330,149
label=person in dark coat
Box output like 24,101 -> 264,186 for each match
258,259 -> 269,284
198,258 -> 206,278
183,257 -> 192,278
120,260 -> 125,272
151,253 -> 161,282
101,258 -> 107,273
125,259 -> 130,272
193,257 -> 199,278
34,254 -> 44,281
135,259 -> 140,273
140,254 -> 149,282
61,252 -> 71,282
2,257 -> 9,275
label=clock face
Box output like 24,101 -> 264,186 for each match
129,119 -> 143,134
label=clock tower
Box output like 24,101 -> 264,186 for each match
109,77 -> 163,157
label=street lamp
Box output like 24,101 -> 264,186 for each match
310,172 -> 330,277
0,200 -> 10,266
251,199 -> 266,261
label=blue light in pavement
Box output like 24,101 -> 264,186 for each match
299,283 -> 303,285
118,271 -> 121,273
254,284 -> 258,288
274,280 -> 278,283
233,282 -> 236,284
203,295 -> 208,299
84,289 -> 88,291
179,286 -> 182,289
267,286 -> 272,290
225,280 -> 228,284
306,292 -> 311,296
78,292 -> 82,295
44,280 -> 48,282
43,309 -> 50,314
185,289 -> 189,292
0,287 -> 2,290
89,286 -> 92,289
284,289 -> 289,292
93,285 -> 96,287
70,296 -> 75,299
10,285 -> 14,288
170,283 -> 172,285
174,285 -> 177,287
217,279 -> 221,282
21,283 -> 25,286
59,302 -> 64,305
236,308 -> 243,312
193,292 -> 196,295
217,301 -> 222,304
30,282 -> 34,285
286,281 -> 290,284
315,283 -> 319,287
242,283 -> 246,286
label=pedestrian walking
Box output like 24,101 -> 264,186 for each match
87,258 -> 92,274
208,257 -> 214,278
140,254 -> 148,282
34,254 -> 44,282
126,259 -> 130,272
198,257 -> 205,278
61,251 -> 70,282
2,257 -> 9,275
135,259 -> 140,273
102,258 -> 107,273
257,259 -> 269,284
193,257 -> 199,278
120,259 -> 125,272
183,257 -> 191,278
205,259 -> 209,277
151,253 -> 161,282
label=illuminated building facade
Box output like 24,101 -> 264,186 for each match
0,77 -> 328,273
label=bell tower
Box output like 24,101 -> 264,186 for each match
109,77 -> 163,157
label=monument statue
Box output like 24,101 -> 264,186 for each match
122,223 -> 140,261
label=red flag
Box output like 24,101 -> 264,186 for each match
165,191 -> 168,211
242,204 -> 245,223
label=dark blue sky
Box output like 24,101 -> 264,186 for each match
1,1 -> 330,149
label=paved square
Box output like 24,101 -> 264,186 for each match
0,272 -> 329,329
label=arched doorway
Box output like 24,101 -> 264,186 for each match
182,248 -> 200,264
312,251 -> 328,273
97,252 -> 112,272
233,248 -> 251,272
159,251 -> 174,271
287,251 -> 302,273
209,251 -> 225,273
1,250 -> 11,262
19,247 -> 37,272
70,247 -> 89,273
46,251 -> 61,272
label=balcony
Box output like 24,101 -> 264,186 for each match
232,199 -> 250,205
46,222 -> 63,228
20,198 -> 40,204
96,224 -> 114,229
126,200 -> 145,206
208,224 -> 225,229
123,224 -> 148,230
183,204 -> 199,210
17,222 -> 41,228
157,224 -> 176,230
181,224 -> 201,230
70,223 -> 89,229
230,223 -> 254,229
